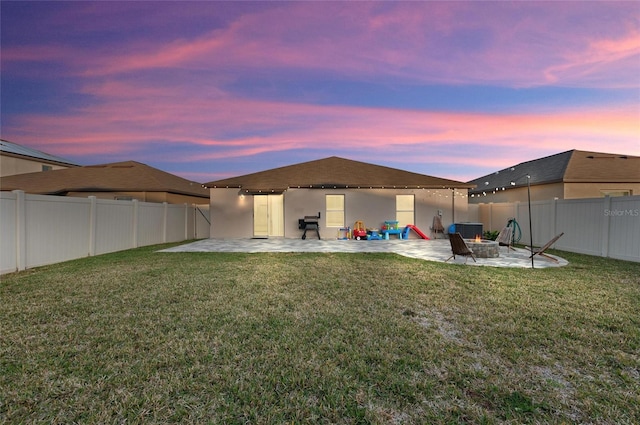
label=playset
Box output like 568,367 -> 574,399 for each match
340,220 -> 430,240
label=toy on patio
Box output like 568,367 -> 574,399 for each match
367,228 -> 383,240
337,227 -> 351,240
402,224 -> 430,240
353,220 -> 367,240
381,220 -> 404,239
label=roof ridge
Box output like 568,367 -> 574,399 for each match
1,159 -> 209,197
205,156 -> 473,190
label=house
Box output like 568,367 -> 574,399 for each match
0,139 -> 80,177
0,160 -> 210,205
467,150 -> 640,204
203,156 -> 475,239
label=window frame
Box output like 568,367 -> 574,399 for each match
325,194 -> 345,228
396,194 -> 415,226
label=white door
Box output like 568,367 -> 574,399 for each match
253,195 -> 269,238
268,194 -> 284,237
253,194 -> 284,238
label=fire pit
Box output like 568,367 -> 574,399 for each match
465,237 -> 500,258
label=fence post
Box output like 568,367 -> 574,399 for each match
132,200 -> 139,248
163,202 -> 168,243
88,196 -> 97,256
184,203 -> 189,240
514,201 -> 520,231
553,198 -> 558,239
14,190 -> 26,272
193,205 -> 197,239
601,196 -> 611,258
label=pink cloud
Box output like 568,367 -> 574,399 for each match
6,85 -> 638,173
2,2 -> 637,182
543,30 -> 640,87
31,1 -> 633,89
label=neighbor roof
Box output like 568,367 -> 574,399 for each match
205,156 -> 474,192
0,160 -> 209,198
0,139 -> 80,167
467,150 -> 640,194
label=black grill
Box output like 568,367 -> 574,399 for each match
299,212 -> 321,239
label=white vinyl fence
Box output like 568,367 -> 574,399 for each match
1,191 -> 210,274
470,195 -> 640,262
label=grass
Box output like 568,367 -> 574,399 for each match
1,244 -> 639,424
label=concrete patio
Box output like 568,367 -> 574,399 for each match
160,238 -> 568,268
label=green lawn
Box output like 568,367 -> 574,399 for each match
1,244 -> 639,424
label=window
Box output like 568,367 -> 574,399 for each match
326,194 -> 345,227
396,195 -> 414,226
42,165 -> 52,171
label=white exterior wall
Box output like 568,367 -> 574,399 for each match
209,188 -> 254,238
471,196 -> 640,262
1,191 -> 210,274
0,155 -> 73,177
210,187 -> 468,239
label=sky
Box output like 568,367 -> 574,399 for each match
1,1 -> 639,184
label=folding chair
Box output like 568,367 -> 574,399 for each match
445,233 -> 477,263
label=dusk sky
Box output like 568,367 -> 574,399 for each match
1,1 -> 639,183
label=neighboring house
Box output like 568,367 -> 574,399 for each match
0,139 -> 80,177
204,156 -> 475,239
467,150 -> 640,204
1,160 -> 210,205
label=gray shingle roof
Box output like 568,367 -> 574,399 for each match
467,150 -> 640,194
0,139 -> 80,167
205,156 -> 474,192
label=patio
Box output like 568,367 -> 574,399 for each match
161,238 -> 568,268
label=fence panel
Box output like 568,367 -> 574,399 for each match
555,199 -> 605,256
514,202 -> 533,246
533,201 -> 558,247
25,195 -> 92,268
470,195 -> 640,262
608,197 -> 640,261
2,192 -> 211,274
94,199 -> 135,255
484,203 -> 517,233
0,192 -> 17,274
137,202 -> 165,247
194,205 -> 210,239
166,204 -> 187,242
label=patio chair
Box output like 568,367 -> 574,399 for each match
528,232 -> 564,262
431,215 -> 445,239
496,225 -> 515,252
445,232 -> 477,264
